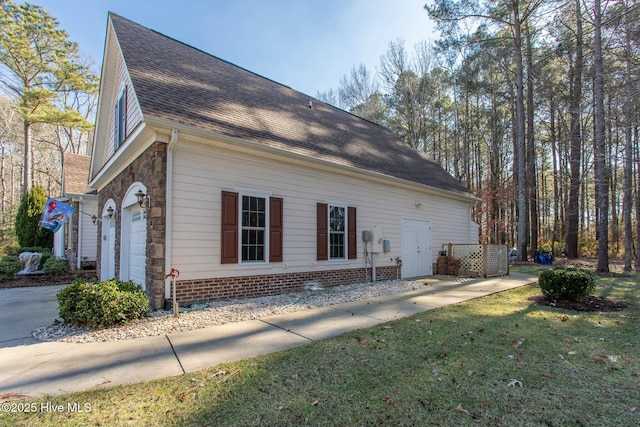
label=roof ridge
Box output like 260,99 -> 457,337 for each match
109,12 -> 294,92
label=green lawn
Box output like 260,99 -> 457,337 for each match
2,267 -> 638,427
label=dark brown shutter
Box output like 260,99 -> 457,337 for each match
221,191 -> 238,264
316,203 -> 328,261
348,206 -> 357,259
269,197 -> 283,262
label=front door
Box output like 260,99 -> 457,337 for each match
101,217 -> 116,280
401,219 -> 432,278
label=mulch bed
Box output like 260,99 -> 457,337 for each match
0,270 -> 98,289
529,294 -> 628,312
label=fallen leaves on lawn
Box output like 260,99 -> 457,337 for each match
354,336 -> 368,348
507,379 -> 523,387
454,404 -> 470,416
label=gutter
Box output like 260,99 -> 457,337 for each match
164,129 -> 179,300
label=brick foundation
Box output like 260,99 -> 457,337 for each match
172,266 -> 400,304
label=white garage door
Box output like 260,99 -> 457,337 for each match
401,219 -> 432,278
128,208 -> 146,288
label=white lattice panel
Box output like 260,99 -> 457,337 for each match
450,244 -> 483,276
485,245 -> 508,277
449,244 -> 508,278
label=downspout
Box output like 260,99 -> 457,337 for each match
77,196 -> 83,270
164,129 -> 178,300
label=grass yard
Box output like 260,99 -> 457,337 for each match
1,266 -> 638,426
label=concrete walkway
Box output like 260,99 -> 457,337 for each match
0,273 -> 537,398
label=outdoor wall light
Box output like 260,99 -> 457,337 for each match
106,206 -> 118,220
91,215 -> 99,225
135,189 -> 150,210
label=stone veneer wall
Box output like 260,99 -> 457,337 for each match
66,201 -> 80,270
96,142 -> 167,309
173,266 -> 399,304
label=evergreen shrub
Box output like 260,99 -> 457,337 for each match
57,279 -> 149,327
539,267 -> 596,302
15,185 -> 53,248
43,256 -> 69,275
0,255 -> 24,281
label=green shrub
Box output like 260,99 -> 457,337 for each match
57,279 -> 149,327
539,267 -> 596,302
0,255 -> 24,282
43,256 -> 69,275
15,185 -> 53,248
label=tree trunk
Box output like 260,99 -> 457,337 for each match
513,2 -> 528,262
593,0 -> 609,273
525,22 -> 538,259
23,121 -> 32,196
622,6 -> 633,272
550,95 -> 559,260
566,0 -> 583,259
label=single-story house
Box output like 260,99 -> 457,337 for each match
89,13 -> 479,309
53,152 -> 98,270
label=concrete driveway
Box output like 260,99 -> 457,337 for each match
0,285 -> 66,348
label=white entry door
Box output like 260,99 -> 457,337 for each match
128,208 -> 146,288
101,218 -> 116,280
401,219 -> 432,278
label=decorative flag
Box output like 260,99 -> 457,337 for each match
39,198 -> 75,233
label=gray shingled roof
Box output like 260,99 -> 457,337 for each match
62,153 -> 95,195
110,13 -> 471,197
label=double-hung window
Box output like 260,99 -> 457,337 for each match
329,205 -> 345,259
241,195 -> 266,262
317,202 -> 357,261
220,191 -> 283,265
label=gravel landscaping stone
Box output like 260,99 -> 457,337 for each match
33,279 -> 425,343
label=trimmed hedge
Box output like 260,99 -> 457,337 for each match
57,279 -> 149,327
539,267 -> 596,302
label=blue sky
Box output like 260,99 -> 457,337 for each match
33,0 -> 437,97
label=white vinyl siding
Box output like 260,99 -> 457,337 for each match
170,139 -> 475,282
103,52 -> 142,162
79,198 -> 98,261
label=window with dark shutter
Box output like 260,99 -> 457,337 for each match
114,87 -> 127,149
221,191 -> 238,264
316,203 -> 328,261
269,197 -> 283,262
317,203 -> 357,261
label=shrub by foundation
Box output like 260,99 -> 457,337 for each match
43,256 -> 69,276
0,255 -> 24,282
57,279 -> 149,327
539,267 -> 596,302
